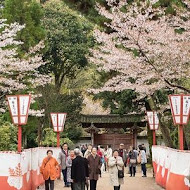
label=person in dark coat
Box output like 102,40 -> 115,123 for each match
87,147 -> 102,190
71,148 -> 89,190
128,146 -> 137,177
81,145 -> 87,156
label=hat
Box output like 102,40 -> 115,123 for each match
120,143 -> 124,146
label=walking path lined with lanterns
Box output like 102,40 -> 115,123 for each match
0,94 -> 189,190
52,167 -> 163,190
1,145 -> 190,190
6,94 -> 190,152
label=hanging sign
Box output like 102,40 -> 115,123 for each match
169,94 -> 190,125
147,111 -> 159,130
50,113 -> 67,132
7,95 -> 31,125
183,96 -> 190,124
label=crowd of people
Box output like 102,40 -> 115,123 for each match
40,143 -> 147,190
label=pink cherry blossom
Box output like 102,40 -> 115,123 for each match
0,20 -> 51,115
90,1 -> 190,99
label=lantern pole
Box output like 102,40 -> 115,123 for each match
179,125 -> 183,150
57,132 -> 60,147
7,95 -> 31,153
153,111 -> 156,145
179,95 -> 184,150
51,113 -> 67,147
17,95 -> 22,152
18,125 -> 22,152
57,114 -> 59,147
152,130 -> 156,146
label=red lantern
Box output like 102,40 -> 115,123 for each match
50,113 -> 67,147
146,111 -> 159,145
169,94 -> 190,150
7,95 -> 31,152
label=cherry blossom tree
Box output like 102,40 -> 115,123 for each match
90,0 -> 190,147
184,0 -> 190,8
0,20 -> 51,112
90,0 -> 190,97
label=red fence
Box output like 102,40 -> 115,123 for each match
152,146 -> 190,190
0,147 -> 60,190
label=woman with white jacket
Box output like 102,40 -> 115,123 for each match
108,150 -> 124,190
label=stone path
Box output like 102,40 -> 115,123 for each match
54,167 -> 164,190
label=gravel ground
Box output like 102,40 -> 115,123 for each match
52,166 -> 164,190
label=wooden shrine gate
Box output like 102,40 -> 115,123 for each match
81,114 -> 146,149
94,133 -> 134,150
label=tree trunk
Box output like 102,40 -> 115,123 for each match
147,125 -> 153,163
55,79 -> 61,93
54,73 -> 62,93
147,95 -> 174,148
37,124 -> 43,147
23,133 -> 27,149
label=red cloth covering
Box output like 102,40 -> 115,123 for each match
97,150 -> 103,158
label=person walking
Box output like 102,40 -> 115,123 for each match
81,145 -> 87,156
105,145 -> 113,171
97,145 -> 103,159
71,148 -> 89,190
84,144 -> 92,159
40,150 -> 59,190
87,147 -> 102,190
106,145 -> 113,160
66,150 -> 75,189
118,143 -> 127,168
99,146 -> 106,174
97,145 -> 103,177
108,150 -> 124,190
128,146 -> 137,177
139,145 -> 147,177
141,144 -> 147,153
103,147 -> 107,172
58,143 -> 69,187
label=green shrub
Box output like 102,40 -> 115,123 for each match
41,128 -> 74,148
0,122 -> 17,151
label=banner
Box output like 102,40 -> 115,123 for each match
152,146 -> 190,190
0,147 -> 60,190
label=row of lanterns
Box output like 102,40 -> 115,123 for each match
6,94 -> 190,152
7,95 -> 67,152
147,94 -> 190,150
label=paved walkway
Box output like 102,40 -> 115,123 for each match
54,167 -> 164,190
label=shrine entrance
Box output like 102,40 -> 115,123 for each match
81,114 -> 146,149
94,133 -> 133,150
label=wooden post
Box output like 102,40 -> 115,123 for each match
17,96 -> 22,152
18,125 -> 22,152
57,132 -> 60,147
179,125 -> 184,150
91,131 -> 94,146
133,129 -> 137,148
179,95 -> 184,150
153,130 -> 156,145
